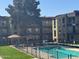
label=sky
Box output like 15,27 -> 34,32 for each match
0,0 -> 79,16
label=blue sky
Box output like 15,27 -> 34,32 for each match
0,0 -> 79,16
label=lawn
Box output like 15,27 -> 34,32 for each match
0,46 -> 33,59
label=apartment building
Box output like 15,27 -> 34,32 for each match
0,16 -> 11,37
13,18 -> 41,45
40,17 -> 53,43
1,10 -> 79,44
18,17 -> 53,45
0,16 -> 11,44
0,16 -> 53,45
52,10 -> 79,43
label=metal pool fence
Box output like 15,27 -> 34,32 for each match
15,45 -> 79,59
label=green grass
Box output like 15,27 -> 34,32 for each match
0,46 -> 33,59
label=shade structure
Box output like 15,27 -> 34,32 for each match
8,34 -> 21,39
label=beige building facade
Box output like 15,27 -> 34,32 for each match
52,11 -> 79,43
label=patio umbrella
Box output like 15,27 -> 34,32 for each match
8,34 -> 21,45
8,34 -> 21,39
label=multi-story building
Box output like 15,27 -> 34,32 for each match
0,16 -> 11,44
25,22 -> 41,45
0,15 -> 53,45
12,18 -> 41,45
0,16 -> 11,37
1,10 -> 79,44
52,10 -> 79,43
40,17 -> 53,43
17,17 -> 53,45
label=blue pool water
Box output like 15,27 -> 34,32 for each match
39,47 -> 79,59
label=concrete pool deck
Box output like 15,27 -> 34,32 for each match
65,47 -> 79,52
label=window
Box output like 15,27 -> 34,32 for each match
3,21 -> 6,24
68,27 -> 73,33
63,24 -> 65,27
43,28 -> 51,33
2,29 -> 7,34
35,28 -> 39,32
62,18 -> 65,23
72,17 -> 75,23
71,35 -> 74,39
42,21 -> 49,26
63,34 -> 65,37
68,17 -> 75,24
54,30 -> 56,36
46,21 -> 49,24
73,26 -> 76,33
59,30 -> 61,33
54,19 -> 56,28
35,35 -> 39,39
54,38 -> 57,41
27,28 -> 32,32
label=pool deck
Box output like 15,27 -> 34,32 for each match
58,43 -> 79,48
66,47 -> 79,51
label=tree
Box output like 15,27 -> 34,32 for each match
6,0 -> 40,34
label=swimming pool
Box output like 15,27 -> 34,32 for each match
39,46 -> 79,59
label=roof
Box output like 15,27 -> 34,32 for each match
40,17 -> 54,20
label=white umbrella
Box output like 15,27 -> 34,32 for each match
8,34 -> 21,45
8,34 -> 21,39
